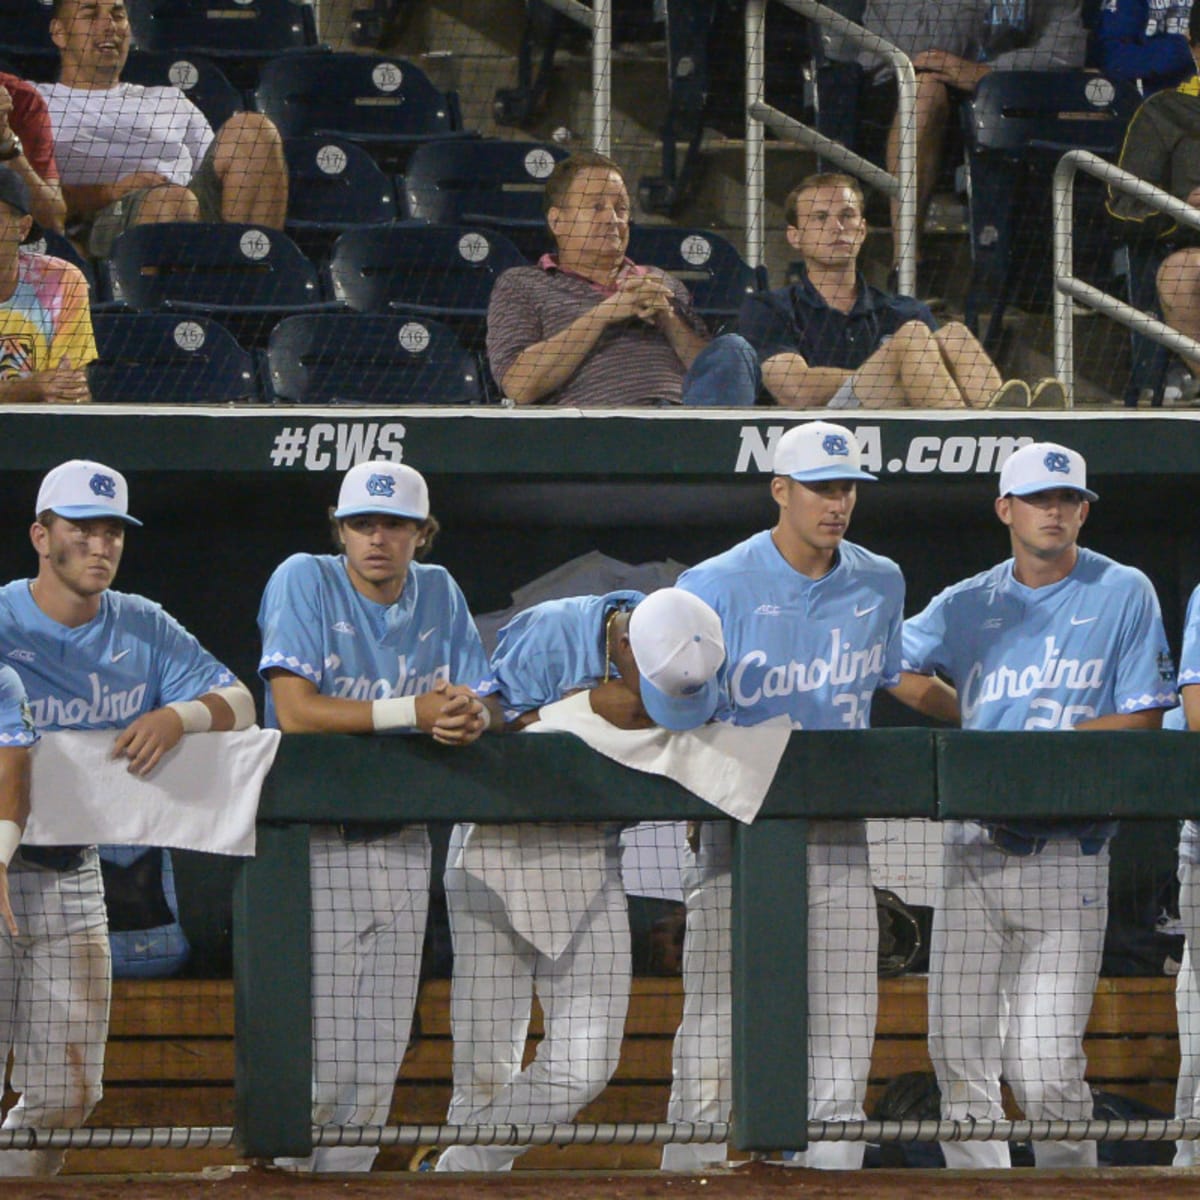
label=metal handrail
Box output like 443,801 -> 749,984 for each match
1054,149 -> 1200,405
541,0 -> 611,155
746,0 -> 917,292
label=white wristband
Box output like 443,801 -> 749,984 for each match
167,699 -> 213,734
478,702 -> 491,732
0,820 -> 21,868
372,695 -> 419,731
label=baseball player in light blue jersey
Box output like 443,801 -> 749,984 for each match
897,441 -> 1176,1169
663,420 -> 907,1172
0,458 -> 255,1177
0,667 -> 37,936
435,586 -> 725,1173
1165,585 -> 1200,1166
258,459 -> 492,1174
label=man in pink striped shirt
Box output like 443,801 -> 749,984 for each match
486,151 -> 758,408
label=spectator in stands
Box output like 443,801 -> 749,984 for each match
1109,5 -> 1200,385
0,74 -> 66,234
486,151 -> 758,407
739,173 -> 1064,408
1091,0 -> 1194,95
0,167 -> 94,404
38,0 -> 288,258
859,0 -> 1088,274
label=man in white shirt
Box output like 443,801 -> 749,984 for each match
39,0 -> 288,256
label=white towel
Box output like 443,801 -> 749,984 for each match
25,728 -> 281,857
530,690 -> 791,823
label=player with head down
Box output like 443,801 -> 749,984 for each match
0,458 -> 256,1176
434,586 -> 726,1172
663,421 -> 912,1171
258,459 -> 491,1173
895,442 -> 1176,1168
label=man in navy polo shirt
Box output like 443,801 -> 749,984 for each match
738,173 -> 1062,409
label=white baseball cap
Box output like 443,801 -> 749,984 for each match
628,587 -> 725,731
773,421 -> 877,483
334,460 -> 430,520
36,459 -> 142,526
998,442 -> 1097,501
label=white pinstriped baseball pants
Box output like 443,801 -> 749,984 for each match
0,850 -> 111,1178
661,820 -> 878,1171
277,825 -> 430,1174
929,837 -> 1107,1169
1175,862 -> 1200,1166
437,832 -> 631,1172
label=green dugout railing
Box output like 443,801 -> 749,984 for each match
232,729 -> 1200,1159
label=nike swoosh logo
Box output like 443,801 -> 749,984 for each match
418,627 -> 437,642
854,603 -> 880,618
1070,616 -> 1098,626
110,649 -> 132,662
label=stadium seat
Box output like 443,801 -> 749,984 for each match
89,311 -> 260,404
283,136 -> 398,259
265,312 -> 484,405
961,69 -> 1140,350
326,224 -> 525,350
125,0 -> 320,88
625,225 -> 766,333
102,222 -> 340,346
401,137 -> 567,259
253,51 -> 472,169
0,0 -> 58,80
122,49 -> 244,132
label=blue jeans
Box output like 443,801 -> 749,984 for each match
680,333 -> 761,407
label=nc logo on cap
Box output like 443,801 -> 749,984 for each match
89,473 -> 118,500
1044,451 -> 1071,475
365,473 -> 396,498
822,433 -> 850,458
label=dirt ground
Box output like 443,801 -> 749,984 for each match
8,1165 -> 1200,1200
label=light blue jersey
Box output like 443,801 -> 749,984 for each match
0,665 -> 36,747
482,590 -> 643,721
1170,583 -> 1200,861
678,530 -> 904,730
903,546 -> 1176,846
257,553 -> 489,729
903,547 -> 1175,730
0,581 -> 235,731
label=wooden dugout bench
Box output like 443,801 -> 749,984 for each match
62,973 -> 1180,1174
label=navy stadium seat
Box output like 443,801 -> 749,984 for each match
326,224 -> 525,351
961,69 -> 1140,349
122,49 -> 244,132
89,311 -> 260,404
103,221 -> 340,346
265,312 -> 484,405
254,51 -> 472,169
0,0 -> 58,80
625,224 -> 766,333
125,0 -> 319,88
282,136 -> 398,259
401,137 -> 567,259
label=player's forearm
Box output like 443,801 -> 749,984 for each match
1074,708 -> 1164,731
0,748 -> 31,831
1183,685 -> 1200,732
761,354 -> 848,408
274,691 -> 379,734
889,672 -> 961,725
500,310 -> 613,404
199,682 -> 257,731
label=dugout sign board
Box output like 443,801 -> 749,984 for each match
5,408 -> 1200,477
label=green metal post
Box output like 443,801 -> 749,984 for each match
233,822 -> 312,1158
731,817 -> 809,1151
